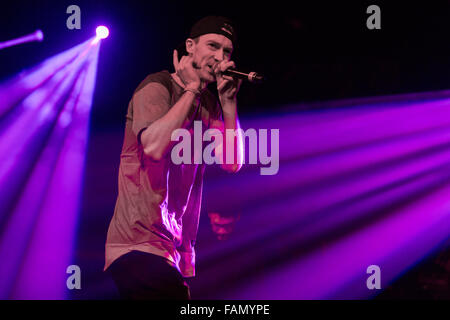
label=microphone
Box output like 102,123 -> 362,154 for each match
222,69 -> 264,83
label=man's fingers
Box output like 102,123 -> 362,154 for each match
218,79 -> 234,93
179,55 -> 196,71
220,60 -> 236,72
217,80 -> 227,92
178,55 -> 185,69
179,55 -> 190,72
173,50 -> 179,70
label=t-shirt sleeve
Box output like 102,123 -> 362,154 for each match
131,82 -> 171,143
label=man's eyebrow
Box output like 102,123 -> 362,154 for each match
207,40 -> 233,52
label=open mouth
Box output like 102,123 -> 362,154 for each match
207,61 -> 219,71
206,65 -> 215,75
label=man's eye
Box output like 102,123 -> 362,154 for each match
208,43 -> 218,49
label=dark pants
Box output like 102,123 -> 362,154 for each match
109,250 -> 191,300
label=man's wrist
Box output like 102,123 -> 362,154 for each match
184,87 -> 201,96
221,99 -> 237,115
184,82 -> 201,96
185,82 -> 201,91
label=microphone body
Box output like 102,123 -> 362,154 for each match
222,69 -> 264,83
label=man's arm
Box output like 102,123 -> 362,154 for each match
141,50 -> 202,161
212,61 -> 244,173
140,89 -> 198,161
209,100 -> 244,173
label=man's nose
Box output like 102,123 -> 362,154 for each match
213,49 -> 224,61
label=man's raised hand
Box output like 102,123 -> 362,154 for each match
173,50 -> 201,90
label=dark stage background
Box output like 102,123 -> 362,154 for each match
0,0 -> 449,299
2,1 -> 450,123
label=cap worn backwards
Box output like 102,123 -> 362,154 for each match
189,16 -> 237,47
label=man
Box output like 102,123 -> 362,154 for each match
104,16 -> 244,300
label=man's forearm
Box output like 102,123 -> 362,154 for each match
221,100 -> 244,172
222,101 -> 238,130
141,91 -> 197,161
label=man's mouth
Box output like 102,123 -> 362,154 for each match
206,64 -> 215,75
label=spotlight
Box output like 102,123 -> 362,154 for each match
34,30 -> 44,42
95,26 -> 109,40
0,29 -> 44,50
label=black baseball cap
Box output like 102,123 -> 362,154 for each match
175,16 -> 238,58
189,16 -> 237,47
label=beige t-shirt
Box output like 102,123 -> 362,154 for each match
104,71 -> 221,277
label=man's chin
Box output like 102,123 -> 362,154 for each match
201,71 -> 216,83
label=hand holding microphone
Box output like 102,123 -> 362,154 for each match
214,60 -> 243,102
214,60 -> 264,84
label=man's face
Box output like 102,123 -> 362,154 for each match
187,34 -> 234,83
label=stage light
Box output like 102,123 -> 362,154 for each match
34,30 -> 44,42
194,92 -> 450,299
0,36 -> 100,299
0,29 -> 44,51
95,26 -> 109,39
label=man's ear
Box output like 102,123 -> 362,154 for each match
185,38 -> 195,56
